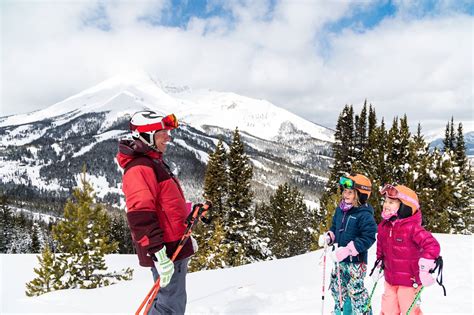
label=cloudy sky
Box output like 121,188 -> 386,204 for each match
1,0 -> 473,134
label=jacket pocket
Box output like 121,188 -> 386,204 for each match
344,215 -> 357,232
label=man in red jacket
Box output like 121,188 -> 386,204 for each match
117,110 -> 203,314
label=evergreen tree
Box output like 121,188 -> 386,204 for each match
353,101 -> 368,172
25,246 -> 63,296
268,183 -> 313,258
452,122 -> 472,233
188,219 -> 230,271
203,139 -> 228,219
250,202 -> 273,259
442,117 -> 456,153
225,127 -> 254,265
396,115 -> 412,183
425,149 -> 452,232
316,190 -> 340,248
52,173 -> 120,288
365,105 -> 379,178
109,212 -> 134,254
30,223 -> 41,253
0,193 -> 14,253
326,105 -> 356,194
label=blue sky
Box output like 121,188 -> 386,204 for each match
2,0 -> 473,133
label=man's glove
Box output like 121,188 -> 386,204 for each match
419,258 -> 436,286
153,246 -> 174,287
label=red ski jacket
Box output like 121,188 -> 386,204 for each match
117,139 -> 193,267
376,210 -> 440,287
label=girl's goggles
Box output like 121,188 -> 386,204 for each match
380,184 -> 420,209
339,176 -> 355,189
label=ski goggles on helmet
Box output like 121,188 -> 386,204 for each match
339,176 -> 371,192
379,184 -> 420,209
133,114 -> 178,133
339,176 -> 355,189
161,114 -> 178,130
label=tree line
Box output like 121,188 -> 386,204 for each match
319,101 -> 472,235
1,103 -> 471,281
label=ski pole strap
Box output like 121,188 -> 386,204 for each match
369,258 -> 384,277
430,256 -> 446,296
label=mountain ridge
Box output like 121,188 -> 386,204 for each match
0,72 -> 334,212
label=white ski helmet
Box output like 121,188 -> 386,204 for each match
129,110 -> 178,148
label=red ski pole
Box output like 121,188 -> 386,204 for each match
136,202 -> 211,315
321,242 -> 328,315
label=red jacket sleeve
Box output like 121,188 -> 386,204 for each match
123,165 -> 164,254
412,225 -> 440,259
376,224 -> 384,260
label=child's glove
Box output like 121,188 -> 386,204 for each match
331,241 -> 359,262
153,246 -> 174,287
371,259 -> 384,283
419,258 -> 436,286
318,231 -> 335,247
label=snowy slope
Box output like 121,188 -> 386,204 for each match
0,71 -> 334,143
1,233 -> 471,314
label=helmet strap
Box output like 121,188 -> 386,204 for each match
137,133 -> 163,153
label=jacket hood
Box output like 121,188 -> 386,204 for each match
348,203 -> 375,215
116,139 -> 162,169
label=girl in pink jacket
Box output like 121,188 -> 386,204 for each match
375,184 -> 440,314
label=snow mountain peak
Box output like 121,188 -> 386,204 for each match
0,73 -> 334,143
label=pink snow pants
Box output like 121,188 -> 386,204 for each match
380,281 -> 422,315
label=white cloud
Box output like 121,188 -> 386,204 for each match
1,0 -> 472,134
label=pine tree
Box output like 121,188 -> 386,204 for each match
109,212 -> 134,254
25,246 -> 63,296
0,192 -> 14,253
326,105 -> 356,194
52,173 -> 119,288
452,122 -> 472,233
353,101 -> 368,172
203,139 -> 228,219
267,183 -> 313,258
396,115 -> 412,183
188,219 -> 230,271
250,202 -> 273,259
424,149 -> 453,233
30,223 -> 41,253
365,104 -> 378,179
225,127 -> 254,266
442,117 -> 456,153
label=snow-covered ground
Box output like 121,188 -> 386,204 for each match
0,233 -> 471,314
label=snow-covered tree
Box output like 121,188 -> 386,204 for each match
204,139 -> 228,219
0,193 -> 14,253
225,127 -> 254,265
189,218 -> 229,271
267,183 -> 313,258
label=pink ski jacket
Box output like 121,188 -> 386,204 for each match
376,210 -> 440,287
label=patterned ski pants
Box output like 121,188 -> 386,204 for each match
329,262 -> 370,315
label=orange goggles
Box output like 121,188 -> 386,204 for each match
134,114 -> 178,132
162,114 -> 178,130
